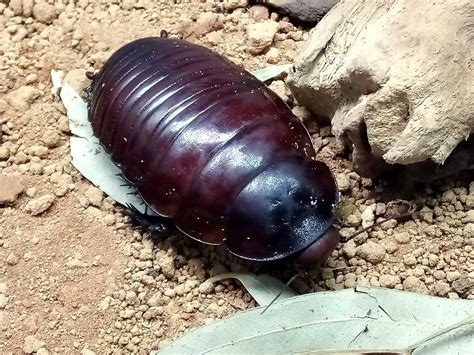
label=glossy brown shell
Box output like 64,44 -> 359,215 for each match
87,37 -> 338,261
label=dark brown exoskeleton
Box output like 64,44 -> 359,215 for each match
86,37 -> 340,267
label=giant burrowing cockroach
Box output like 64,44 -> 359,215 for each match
86,36 -> 340,266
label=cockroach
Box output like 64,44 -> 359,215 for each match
86,36 -> 340,267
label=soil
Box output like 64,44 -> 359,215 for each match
0,1 -> 472,354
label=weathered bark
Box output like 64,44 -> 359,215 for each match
287,0 -> 473,180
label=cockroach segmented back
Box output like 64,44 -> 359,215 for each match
87,37 -> 339,265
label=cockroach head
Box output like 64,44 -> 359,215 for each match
223,155 -> 339,265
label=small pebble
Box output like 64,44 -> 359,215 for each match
25,194 -> 55,215
23,335 -> 46,354
6,253 -> 18,266
379,274 -> 400,288
247,21 -> 278,54
0,294 -> 8,309
403,276 -> 428,293
0,175 -> 24,205
394,231 -> 410,244
85,186 -> 104,207
358,241 -> 386,264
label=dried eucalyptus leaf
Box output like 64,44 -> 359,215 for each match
252,64 -> 293,82
208,273 -> 297,306
60,81 -> 151,214
155,287 -> 474,355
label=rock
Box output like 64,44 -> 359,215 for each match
23,335 -> 45,354
255,0 -> 338,22
394,231 -> 410,244
442,190 -> 456,203
451,276 -> 473,296
379,274 -> 400,288
402,276 -> 428,293
262,47 -> 280,66
6,86 -> 40,110
268,80 -> 289,102
120,308 -> 135,319
192,12 -> 225,37
64,69 -> 91,96
358,241 -> 386,264
288,0 -> 474,181
66,258 -> 84,268
419,206 -> 434,223
143,307 -> 162,320
462,210 -> 474,224
466,194 -> 474,208
446,271 -> 461,282
247,21 -> 278,54
463,224 -> 474,238
375,203 -> 386,216
80,348 -> 96,355
50,173 -> 74,197
336,173 -> 350,192
341,239 -> 357,258
385,240 -> 398,254
205,31 -> 223,45
164,288 -> 175,298
58,116 -> 70,133
6,253 -> 18,265
121,0 -> 137,10
0,175 -> 24,205
41,129 -> 61,148
0,294 -> 8,309
0,146 -> 10,161
32,3 -> 57,24
157,253 -> 175,279
220,0 -> 248,11
361,205 -> 375,228
198,280 -> 214,294
25,74 -> 38,84
29,145 -> 49,158
346,213 -> 361,227
103,214 -> 116,226
22,0 -> 34,17
14,152 -> 29,164
147,292 -> 163,307
25,194 -> 55,216
249,5 -> 269,21
432,281 -> 450,296
403,255 -> 417,266
291,105 -> 311,122
8,0 -> 22,15
85,186 -> 103,207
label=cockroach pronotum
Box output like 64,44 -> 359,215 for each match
86,36 -> 340,267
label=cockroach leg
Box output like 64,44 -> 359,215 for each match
123,203 -> 175,239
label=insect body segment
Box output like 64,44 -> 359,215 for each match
87,37 -> 339,265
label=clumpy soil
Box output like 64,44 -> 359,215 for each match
0,1 -> 472,354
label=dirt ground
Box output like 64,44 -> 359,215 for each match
0,1 -> 473,354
